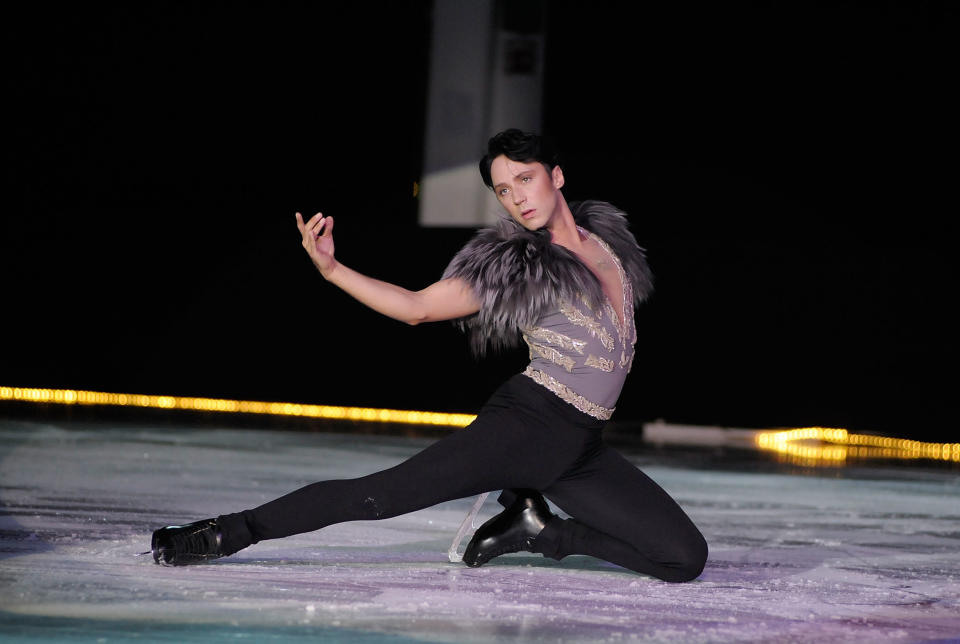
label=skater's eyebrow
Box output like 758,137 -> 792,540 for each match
493,171 -> 534,191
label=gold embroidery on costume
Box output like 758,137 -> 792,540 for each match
579,228 -> 641,374
559,301 -> 614,352
584,230 -> 633,346
525,327 -> 587,354
586,354 -> 615,372
523,366 -> 614,420
524,338 -> 576,372
578,293 -> 602,318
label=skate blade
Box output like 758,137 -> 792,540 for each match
447,492 -> 489,563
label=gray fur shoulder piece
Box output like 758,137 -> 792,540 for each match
442,200 -> 654,356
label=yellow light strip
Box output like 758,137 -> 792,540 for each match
0,386 -> 476,428
3,387 -> 957,465
756,426 -> 960,465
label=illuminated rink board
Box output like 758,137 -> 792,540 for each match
2,386 -> 957,466
0,386 -> 476,428
755,426 -> 960,466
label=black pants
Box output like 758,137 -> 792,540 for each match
219,374 -> 708,582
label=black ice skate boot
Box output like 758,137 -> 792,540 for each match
462,490 -> 554,567
152,518 -> 224,566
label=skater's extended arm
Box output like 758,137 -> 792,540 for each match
296,212 -> 480,325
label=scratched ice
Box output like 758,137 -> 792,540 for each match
1,419 -> 958,643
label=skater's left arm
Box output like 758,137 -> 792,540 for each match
296,211 -> 480,324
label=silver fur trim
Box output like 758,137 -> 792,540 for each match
442,201 -> 653,356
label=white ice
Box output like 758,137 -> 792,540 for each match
0,419 -> 958,643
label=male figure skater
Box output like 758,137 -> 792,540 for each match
151,129 -> 708,582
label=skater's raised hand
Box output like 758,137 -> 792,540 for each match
296,211 -> 337,278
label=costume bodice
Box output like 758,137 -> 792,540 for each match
522,230 -> 636,419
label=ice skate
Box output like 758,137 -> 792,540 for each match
151,518 -> 224,566
462,491 -> 553,567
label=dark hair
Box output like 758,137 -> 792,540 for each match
479,128 -> 560,188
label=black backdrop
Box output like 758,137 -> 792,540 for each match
4,2 -> 956,441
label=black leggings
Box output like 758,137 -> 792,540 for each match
218,374 -> 708,582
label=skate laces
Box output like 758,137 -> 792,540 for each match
174,524 -> 219,555
158,521 -> 222,563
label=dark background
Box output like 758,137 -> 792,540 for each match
4,2 -> 956,440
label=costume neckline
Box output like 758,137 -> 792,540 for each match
576,226 -> 628,332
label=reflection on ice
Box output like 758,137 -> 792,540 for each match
0,420 -> 958,642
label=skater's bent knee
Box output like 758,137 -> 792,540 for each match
665,532 -> 708,583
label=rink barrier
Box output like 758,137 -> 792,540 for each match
754,426 -> 960,465
0,386 -> 476,427
641,420 -> 959,465
2,386 -> 957,464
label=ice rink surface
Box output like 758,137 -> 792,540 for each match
0,418 -> 958,643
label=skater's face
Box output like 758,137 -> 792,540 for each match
489,155 -> 565,231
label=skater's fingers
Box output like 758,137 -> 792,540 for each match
319,216 -> 334,238
303,211 -> 324,229
309,214 -> 327,238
